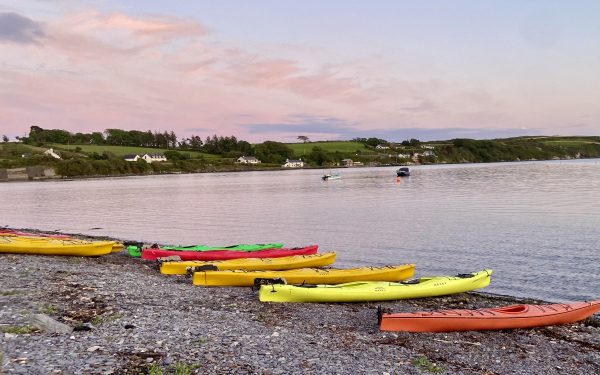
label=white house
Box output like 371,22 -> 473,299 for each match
375,144 -> 390,149
43,148 -> 61,159
236,156 -> 261,164
282,158 -> 304,168
141,154 -> 167,163
422,150 -> 435,157
123,154 -> 140,162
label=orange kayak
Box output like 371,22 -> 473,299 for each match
379,300 -> 600,332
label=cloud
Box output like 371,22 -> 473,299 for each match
349,127 -> 544,142
0,12 -> 45,44
245,115 -> 356,134
216,58 -> 369,104
40,10 -> 208,61
244,115 -> 541,141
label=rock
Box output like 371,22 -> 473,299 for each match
73,323 -> 93,331
124,324 -> 135,329
30,314 -> 73,334
86,346 -> 101,352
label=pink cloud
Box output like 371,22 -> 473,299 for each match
4,6 -> 581,142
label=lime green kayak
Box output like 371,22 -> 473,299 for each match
126,242 -> 284,257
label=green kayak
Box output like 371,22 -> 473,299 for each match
126,242 -> 284,257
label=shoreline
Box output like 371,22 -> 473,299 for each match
1,229 -> 599,374
2,156 -> 599,184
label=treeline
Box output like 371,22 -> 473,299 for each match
11,126 -> 600,175
352,137 -> 422,147
434,138 -> 600,163
21,126 -> 254,156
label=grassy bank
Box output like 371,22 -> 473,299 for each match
2,135 -> 600,178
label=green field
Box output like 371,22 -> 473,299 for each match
0,143 -> 46,153
285,141 -> 372,155
50,144 -> 220,159
541,140 -> 600,146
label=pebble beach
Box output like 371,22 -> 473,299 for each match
1,232 -> 599,375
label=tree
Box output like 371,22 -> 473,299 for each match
297,135 -> 310,143
168,131 -> 178,148
366,137 -> 382,147
253,141 -> 294,163
90,132 -> 105,144
2,135 -> 8,143
306,146 -> 333,166
409,138 -> 421,147
164,150 -> 189,161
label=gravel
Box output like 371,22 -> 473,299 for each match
1,232 -> 599,374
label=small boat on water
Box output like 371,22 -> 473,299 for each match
396,167 -> 410,177
379,300 -> 600,332
259,269 -> 491,303
322,173 -> 341,181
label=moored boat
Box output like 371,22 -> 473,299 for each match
379,300 -> 600,332
322,173 -> 341,181
0,236 -> 115,256
396,167 -> 410,177
193,264 -> 415,286
141,245 -> 318,261
160,252 -> 336,275
259,269 -> 491,303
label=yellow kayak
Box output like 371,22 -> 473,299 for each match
0,236 -> 115,256
192,264 -> 415,286
161,252 -> 337,275
111,243 -> 124,252
0,231 -> 123,253
259,269 -> 492,303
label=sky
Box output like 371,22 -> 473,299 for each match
1,1 -> 599,142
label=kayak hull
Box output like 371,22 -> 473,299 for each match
260,269 -> 492,303
1,231 -> 123,253
193,264 -> 415,287
162,243 -> 284,252
379,300 -> 600,332
129,242 -> 284,257
0,229 -> 69,238
141,245 -> 318,261
160,252 -> 336,275
0,237 -> 115,256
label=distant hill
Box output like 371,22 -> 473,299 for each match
49,144 -> 219,159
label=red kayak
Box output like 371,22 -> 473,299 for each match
141,245 -> 319,261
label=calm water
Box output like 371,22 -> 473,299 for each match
2,160 -> 599,302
